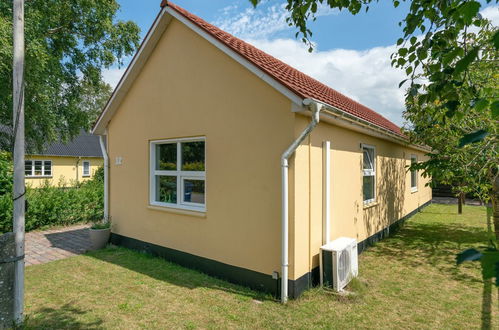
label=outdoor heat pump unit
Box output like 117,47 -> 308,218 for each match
320,237 -> 358,292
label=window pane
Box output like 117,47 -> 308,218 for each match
83,162 -> 90,175
156,143 -> 177,170
44,161 -> 52,176
183,179 -> 205,205
34,161 -> 42,176
410,156 -> 417,188
363,175 -> 375,201
181,141 -> 205,171
156,176 -> 177,203
363,148 -> 374,170
25,161 -> 32,176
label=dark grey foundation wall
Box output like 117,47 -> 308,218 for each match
110,200 -> 431,299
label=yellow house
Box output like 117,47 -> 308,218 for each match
92,2 -> 432,301
25,130 -> 103,188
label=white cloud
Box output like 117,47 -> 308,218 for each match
481,5 -> 499,26
213,2 -> 405,125
211,4 -> 499,127
247,38 -> 407,126
214,2 -> 337,40
101,67 -> 125,88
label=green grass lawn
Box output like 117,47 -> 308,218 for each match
24,204 -> 497,329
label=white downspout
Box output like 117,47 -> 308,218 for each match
281,99 -> 322,303
323,141 -> 331,245
99,135 -> 109,221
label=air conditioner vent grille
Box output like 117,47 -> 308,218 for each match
320,237 -> 358,292
338,249 -> 350,283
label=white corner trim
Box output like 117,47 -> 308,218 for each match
165,7 -> 303,107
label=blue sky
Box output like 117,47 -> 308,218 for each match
115,0 -> 409,50
105,1 -> 498,126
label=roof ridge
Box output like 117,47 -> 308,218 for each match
162,1 -> 402,136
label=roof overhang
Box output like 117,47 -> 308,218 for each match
298,100 -> 429,153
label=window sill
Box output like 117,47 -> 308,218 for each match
82,175 -> 90,178
363,201 -> 379,209
411,188 -> 418,193
147,205 -> 206,218
26,176 -> 52,179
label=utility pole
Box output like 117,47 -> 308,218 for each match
12,0 -> 25,324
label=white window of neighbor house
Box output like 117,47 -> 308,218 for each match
150,137 -> 206,212
362,144 -> 376,204
410,154 -> 418,192
43,160 -> 52,176
82,161 -> 90,177
25,160 -> 52,177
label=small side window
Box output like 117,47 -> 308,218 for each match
25,160 -> 33,177
43,161 -> 52,176
362,145 -> 376,204
83,161 -> 90,177
410,155 -> 418,192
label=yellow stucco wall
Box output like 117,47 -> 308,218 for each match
25,156 -> 103,188
106,18 -> 295,277
291,116 -> 432,279
104,16 -> 432,282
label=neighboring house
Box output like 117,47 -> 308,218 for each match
25,130 -> 103,187
92,2 -> 432,300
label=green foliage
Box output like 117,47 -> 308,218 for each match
90,221 -> 110,230
0,0 -> 140,152
458,129 -> 489,147
0,151 -> 12,195
404,30 -> 498,203
182,161 -> 204,171
0,159 -> 104,233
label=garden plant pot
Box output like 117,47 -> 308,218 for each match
89,228 -> 110,250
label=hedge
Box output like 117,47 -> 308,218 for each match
0,152 -> 103,233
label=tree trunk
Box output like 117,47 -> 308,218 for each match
458,192 -> 464,214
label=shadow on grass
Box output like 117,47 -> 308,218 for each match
367,220 -> 488,283
22,303 -> 103,329
86,246 -> 274,302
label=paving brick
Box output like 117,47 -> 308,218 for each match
25,225 -> 92,266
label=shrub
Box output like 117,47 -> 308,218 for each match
0,152 -> 13,232
0,156 -> 104,233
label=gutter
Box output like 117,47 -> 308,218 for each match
99,135 -> 109,221
280,98 -> 322,303
302,98 -> 429,153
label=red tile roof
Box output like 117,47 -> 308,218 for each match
161,1 -> 403,137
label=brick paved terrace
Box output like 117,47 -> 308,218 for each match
25,224 -> 92,266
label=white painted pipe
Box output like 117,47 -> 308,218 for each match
280,99 -> 322,303
323,141 -> 331,245
99,135 -> 109,221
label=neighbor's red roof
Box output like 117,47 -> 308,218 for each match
161,1 -> 403,136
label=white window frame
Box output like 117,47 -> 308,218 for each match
410,154 -> 418,192
362,144 -> 376,204
82,160 -> 91,177
25,160 -> 52,178
150,137 -> 206,212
